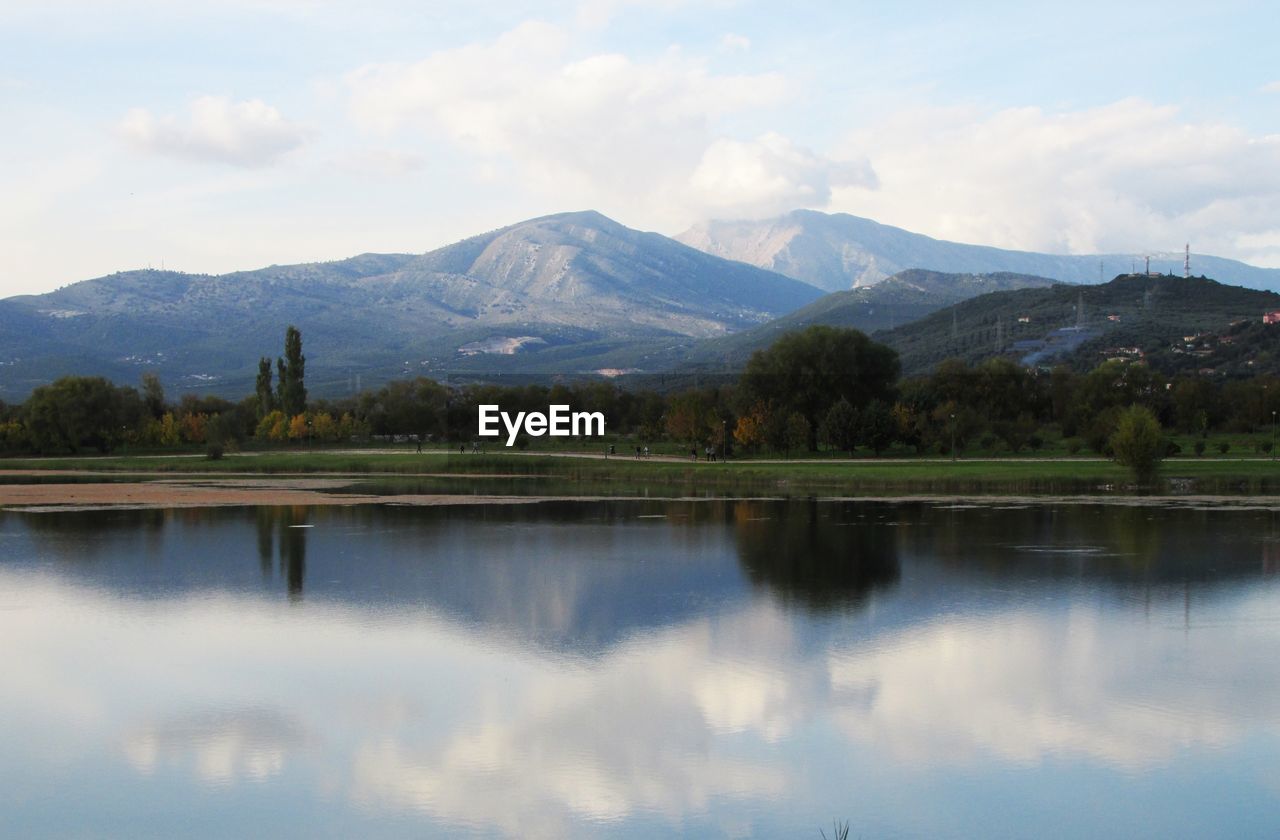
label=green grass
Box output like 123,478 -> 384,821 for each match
5,447 -> 1279,495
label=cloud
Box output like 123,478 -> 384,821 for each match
1262,81 -> 1280,94
719,32 -> 751,52
690,132 -> 876,218
346,21 -> 859,226
832,99 -> 1280,265
118,95 -> 310,167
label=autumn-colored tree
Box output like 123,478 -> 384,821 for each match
157,412 -> 181,446
256,410 -> 288,442
311,411 -> 336,442
288,413 -> 309,442
734,402 -> 772,453
179,412 -> 207,444
665,390 -> 717,444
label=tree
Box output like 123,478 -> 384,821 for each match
783,412 -> 809,458
857,399 -> 896,455
277,326 -> 307,417
141,373 -> 166,419
992,413 -> 1037,453
1109,405 -> 1164,484
734,402 -> 772,453
818,398 -> 858,455
255,357 -> 275,419
288,413 -> 309,442
666,390 -> 717,445
24,376 -> 125,454
739,325 -> 899,451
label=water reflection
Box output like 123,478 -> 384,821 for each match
2,500 -> 1280,837
733,500 -> 900,610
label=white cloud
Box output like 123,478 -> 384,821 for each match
118,95 -> 310,167
334,147 -> 427,176
1262,81 -> 1280,94
690,132 -> 876,218
346,21 -> 858,227
832,99 -> 1280,265
719,32 -> 751,52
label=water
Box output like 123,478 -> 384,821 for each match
2,499 -> 1280,838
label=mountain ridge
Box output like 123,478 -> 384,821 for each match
677,209 -> 1280,293
0,211 -> 822,399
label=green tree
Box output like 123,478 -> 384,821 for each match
255,357 -> 275,419
1109,405 -> 1164,484
739,325 -> 899,451
818,398 -> 858,455
277,326 -> 307,417
24,376 -> 125,454
857,399 -> 896,455
783,411 -> 810,458
141,372 -> 166,419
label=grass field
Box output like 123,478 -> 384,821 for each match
4,447 -> 1280,495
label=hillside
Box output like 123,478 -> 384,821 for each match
0,211 -> 822,399
874,274 -> 1280,376
678,270 -> 1055,369
677,209 -> 1280,293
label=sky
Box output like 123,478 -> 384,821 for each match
1,0 -> 1278,296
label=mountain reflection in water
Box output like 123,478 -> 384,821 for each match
1,499 -> 1279,839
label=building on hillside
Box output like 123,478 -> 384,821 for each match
1265,310 -> 1280,325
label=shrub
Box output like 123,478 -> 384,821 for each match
206,442 -> 224,460
1194,440 -> 1206,456
1065,437 -> 1083,455
1109,405 -> 1164,484
1218,441 -> 1230,455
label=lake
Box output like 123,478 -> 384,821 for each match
3,498 -> 1280,838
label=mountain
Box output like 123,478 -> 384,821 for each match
872,273 -> 1280,376
677,209 -> 1280,293
678,270 -> 1056,369
0,211 -> 822,399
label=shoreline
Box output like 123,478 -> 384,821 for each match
7,477 -> 1280,513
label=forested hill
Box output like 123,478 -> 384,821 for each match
875,274 -> 1280,376
679,270 -> 1055,368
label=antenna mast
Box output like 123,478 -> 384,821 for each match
1184,243 -> 1190,278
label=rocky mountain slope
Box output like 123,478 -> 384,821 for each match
678,209 -> 1280,293
0,211 -> 822,399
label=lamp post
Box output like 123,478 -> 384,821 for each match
1272,410 -> 1276,461
950,413 -> 956,462
722,419 -> 727,463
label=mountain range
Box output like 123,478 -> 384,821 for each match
0,211 -> 821,398
678,209 -> 1280,293
4,208 -> 1280,399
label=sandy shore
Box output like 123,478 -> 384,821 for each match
0,480 -> 553,512
3,477 -> 1280,513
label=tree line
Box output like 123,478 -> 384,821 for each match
3,323 -> 1280,460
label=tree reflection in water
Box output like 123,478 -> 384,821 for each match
732,499 -> 900,610
255,506 -> 310,601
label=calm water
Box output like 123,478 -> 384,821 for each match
3,499 -> 1280,838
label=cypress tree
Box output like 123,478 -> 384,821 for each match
279,325 -> 307,417
255,357 -> 274,419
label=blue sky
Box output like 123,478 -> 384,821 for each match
1,0 -> 1277,295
